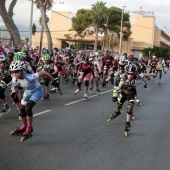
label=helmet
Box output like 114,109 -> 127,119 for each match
120,55 -> 126,62
13,52 -> 23,61
42,54 -> 50,61
10,61 -> 23,71
0,53 -> 7,61
122,52 -> 127,57
152,55 -> 156,59
90,52 -> 96,57
115,55 -> 120,60
84,55 -> 89,61
125,64 -> 137,72
53,48 -> 59,52
95,52 -> 99,56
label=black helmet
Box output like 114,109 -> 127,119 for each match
53,48 -> 59,52
84,55 -> 89,61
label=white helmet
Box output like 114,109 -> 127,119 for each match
152,55 -> 156,59
10,61 -> 23,71
95,52 -> 99,56
120,55 -> 126,62
0,53 -> 7,61
90,51 -> 96,57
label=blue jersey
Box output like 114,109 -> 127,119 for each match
12,72 -> 40,92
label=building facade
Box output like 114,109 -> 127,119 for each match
32,7 -> 170,57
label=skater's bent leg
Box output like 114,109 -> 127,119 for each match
84,80 -> 89,93
127,101 -> 134,122
20,105 -> 27,127
25,100 -> 36,127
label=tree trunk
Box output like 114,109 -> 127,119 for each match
39,25 -> 44,58
94,26 -> 99,52
0,0 -> 20,45
40,6 -> 53,52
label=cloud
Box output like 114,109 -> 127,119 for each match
0,0 -> 170,32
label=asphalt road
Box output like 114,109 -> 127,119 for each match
1,74 -> 170,170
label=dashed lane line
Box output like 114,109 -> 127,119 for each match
33,110 -> 52,117
65,89 -> 112,106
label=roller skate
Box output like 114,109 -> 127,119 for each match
90,85 -> 94,93
58,90 -> 63,95
131,114 -> 135,120
101,81 -> 106,87
96,88 -> 102,95
124,122 -> 131,137
74,88 -> 81,96
10,125 -> 27,136
84,93 -> 88,101
50,87 -> 58,93
158,80 -> 161,85
108,111 -> 122,122
70,79 -> 75,85
136,99 -> 141,106
21,127 -> 33,142
42,93 -> 50,100
0,104 -> 10,117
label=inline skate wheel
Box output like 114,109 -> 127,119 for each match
21,134 -> 32,142
125,131 -> 128,137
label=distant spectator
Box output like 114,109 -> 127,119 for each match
13,45 -> 20,53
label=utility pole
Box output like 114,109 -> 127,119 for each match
119,6 -> 126,55
29,0 -> 34,48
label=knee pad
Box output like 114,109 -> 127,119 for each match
44,78 -> 50,86
85,80 -> 89,86
77,82 -> 81,88
25,100 -> 36,117
20,105 -> 26,117
117,101 -> 123,109
0,87 -> 5,99
11,92 -> 19,103
127,101 -> 134,115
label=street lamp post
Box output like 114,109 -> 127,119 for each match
29,0 -> 34,48
119,6 -> 126,55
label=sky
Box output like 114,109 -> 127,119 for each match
0,0 -> 170,33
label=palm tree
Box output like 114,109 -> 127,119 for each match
0,0 -> 21,45
34,0 -> 53,52
91,1 -> 108,51
39,15 -> 49,57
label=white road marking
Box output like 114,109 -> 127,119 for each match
65,89 -> 112,106
33,110 -> 52,117
0,125 -> 7,129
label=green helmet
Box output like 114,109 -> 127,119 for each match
42,53 -> 50,61
13,52 -> 23,61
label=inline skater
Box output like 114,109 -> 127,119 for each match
0,53 -> 11,117
107,63 -> 153,136
89,52 -> 102,95
74,55 -> 92,100
37,53 -> 58,100
10,60 -> 59,142
149,55 -> 157,80
156,58 -> 164,84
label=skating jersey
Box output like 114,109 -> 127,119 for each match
120,75 -> 136,94
40,63 -> 57,74
12,72 -> 40,92
156,62 -> 163,70
150,59 -> 157,69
